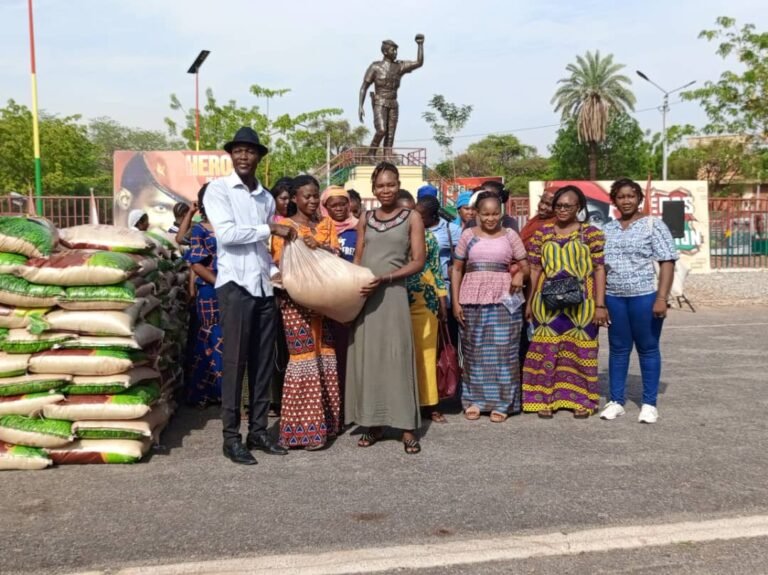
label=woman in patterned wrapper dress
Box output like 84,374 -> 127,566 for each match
522,185 -> 608,419
185,184 -> 223,407
270,175 -> 341,451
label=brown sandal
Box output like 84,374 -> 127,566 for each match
464,406 -> 481,421
431,411 -> 448,423
538,409 -> 554,419
490,411 -> 508,423
573,408 -> 591,419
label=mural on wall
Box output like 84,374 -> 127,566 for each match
529,180 -> 710,273
113,151 -> 232,231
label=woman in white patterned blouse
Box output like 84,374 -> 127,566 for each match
600,178 -> 679,424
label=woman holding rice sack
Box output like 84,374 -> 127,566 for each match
270,175 -> 341,451
185,184 -> 223,407
452,191 -> 529,422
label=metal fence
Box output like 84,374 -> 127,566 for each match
0,195 -> 114,228
708,197 -> 768,269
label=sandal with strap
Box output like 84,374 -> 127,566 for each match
464,406 -> 481,421
431,411 -> 448,423
573,408 -> 591,419
490,411 -> 508,423
538,409 -> 554,419
357,428 -> 382,448
403,437 -> 421,454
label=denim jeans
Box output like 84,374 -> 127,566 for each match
606,292 -> 665,406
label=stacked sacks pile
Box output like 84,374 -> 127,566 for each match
0,217 -> 187,470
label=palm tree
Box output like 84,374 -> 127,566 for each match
551,51 -> 636,180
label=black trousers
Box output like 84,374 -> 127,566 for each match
217,281 -> 277,444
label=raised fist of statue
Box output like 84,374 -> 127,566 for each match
415,34 -> 425,44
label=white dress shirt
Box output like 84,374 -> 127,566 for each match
203,171 -> 278,297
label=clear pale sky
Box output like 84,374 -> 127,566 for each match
1,0 -> 766,162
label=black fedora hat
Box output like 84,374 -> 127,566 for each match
224,127 -> 269,156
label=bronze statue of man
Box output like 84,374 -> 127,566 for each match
359,34 -> 425,152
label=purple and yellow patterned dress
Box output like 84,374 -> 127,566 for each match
522,223 -> 605,413
185,222 -> 223,406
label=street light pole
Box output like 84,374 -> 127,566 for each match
187,50 -> 210,152
636,71 -> 695,181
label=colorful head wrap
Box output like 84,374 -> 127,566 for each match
456,191 -> 473,209
320,186 -> 358,235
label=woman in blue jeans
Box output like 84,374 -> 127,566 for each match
600,178 -> 679,424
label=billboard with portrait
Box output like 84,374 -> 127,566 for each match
529,180 -> 711,273
113,151 -> 232,232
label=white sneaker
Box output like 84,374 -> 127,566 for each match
599,401 -> 626,420
638,404 -> 659,424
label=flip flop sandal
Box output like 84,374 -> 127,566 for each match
490,411 -> 508,423
357,430 -> 381,448
464,406 -> 481,421
431,411 -> 448,423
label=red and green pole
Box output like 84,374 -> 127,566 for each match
28,0 -> 43,214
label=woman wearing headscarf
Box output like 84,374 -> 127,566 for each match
455,191 -> 475,228
128,209 -> 149,231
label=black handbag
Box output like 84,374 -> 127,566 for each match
540,276 -> 584,311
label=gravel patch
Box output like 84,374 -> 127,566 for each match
684,270 -> 768,306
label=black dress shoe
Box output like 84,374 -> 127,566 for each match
246,434 -> 288,455
223,441 -> 258,465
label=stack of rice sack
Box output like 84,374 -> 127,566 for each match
0,218 -> 183,470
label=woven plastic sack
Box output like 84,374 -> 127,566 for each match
0,217 -> 56,258
0,329 -> 75,354
46,438 -> 150,464
56,324 -> 163,353
0,442 -> 52,470
19,251 -> 138,286
0,392 -> 65,416
0,374 -> 71,397
0,415 -> 73,448
29,349 -> 146,376
281,239 -> 375,323
59,224 -> 150,253
72,401 -> 172,440
0,352 -> 30,377
36,309 -> 138,337
56,282 -> 136,311
0,274 -> 64,308
42,383 -> 160,420
0,304 -> 49,329
0,252 -> 27,275
62,367 -> 160,395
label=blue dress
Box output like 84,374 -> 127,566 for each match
338,228 -> 357,262
185,222 -> 223,405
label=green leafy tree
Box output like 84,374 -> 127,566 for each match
0,99 -> 102,195
551,51 -> 636,179
165,85 -> 343,185
422,95 -> 473,179
549,113 -> 651,180
682,17 -> 768,139
434,134 -> 550,195
89,117 -> 182,176
668,137 -> 756,194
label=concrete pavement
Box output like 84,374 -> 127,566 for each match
1,306 -> 767,574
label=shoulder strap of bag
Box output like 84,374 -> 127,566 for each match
445,220 -> 455,265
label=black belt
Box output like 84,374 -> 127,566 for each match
465,262 -> 509,273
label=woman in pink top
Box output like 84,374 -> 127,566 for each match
452,192 -> 529,422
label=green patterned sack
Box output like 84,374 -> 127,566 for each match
0,391 -> 65,416
42,382 -> 160,421
0,442 -> 52,470
0,329 -> 76,354
56,282 -> 136,312
0,252 -> 27,275
0,415 -> 73,448
0,217 -> 56,258
0,351 -> 30,378
19,251 -> 138,286
0,374 -> 71,397
61,367 -> 160,395
0,274 -> 64,308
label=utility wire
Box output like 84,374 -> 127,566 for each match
396,100 -> 685,144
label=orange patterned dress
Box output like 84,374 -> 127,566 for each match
271,217 -> 341,449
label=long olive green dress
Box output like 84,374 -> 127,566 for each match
345,208 -> 421,431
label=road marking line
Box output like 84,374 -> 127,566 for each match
87,514 -> 768,575
665,322 -> 768,329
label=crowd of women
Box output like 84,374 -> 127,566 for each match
172,162 -> 679,455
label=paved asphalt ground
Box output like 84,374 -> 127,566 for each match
2,306 -> 767,574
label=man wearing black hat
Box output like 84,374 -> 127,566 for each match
203,127 -> 297,465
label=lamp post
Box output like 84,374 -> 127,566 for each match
187,50 -> 210,152
27,0 -> 42,213
636,71 -> 695,181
